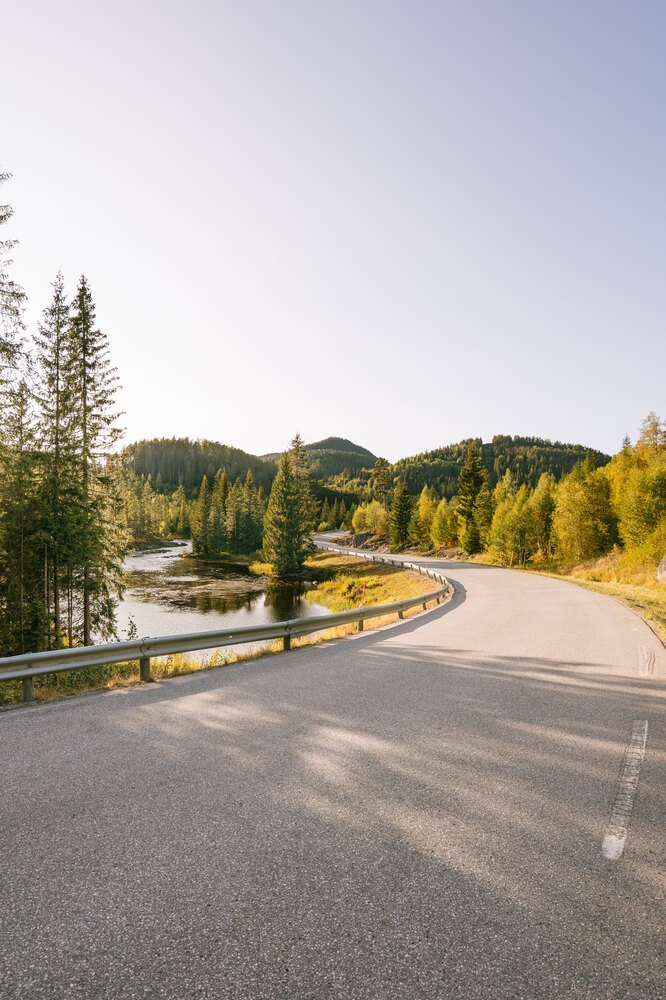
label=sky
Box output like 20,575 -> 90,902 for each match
3,0 -> 664,462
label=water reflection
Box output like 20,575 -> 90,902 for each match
264,579 -> 315,621
116,542 -> 328,642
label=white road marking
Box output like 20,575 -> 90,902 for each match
602,720 -> 648,861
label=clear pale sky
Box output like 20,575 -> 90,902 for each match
4,1 -> 664,461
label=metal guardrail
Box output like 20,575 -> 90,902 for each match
0,548 -> 448,703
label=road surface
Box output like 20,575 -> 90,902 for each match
1,537 -> 664,998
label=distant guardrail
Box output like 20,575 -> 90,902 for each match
0,548 -> 448,703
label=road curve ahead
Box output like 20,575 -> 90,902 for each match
1,539 -> 664,999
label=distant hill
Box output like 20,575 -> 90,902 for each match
263,437 -> 378,478
391,435 -> 611,498
123,438 -> 277,495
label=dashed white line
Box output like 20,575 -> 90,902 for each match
602,720 -> 648,861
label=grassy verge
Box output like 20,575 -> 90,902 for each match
303,551 -> 436,611
0,554 -> 440,709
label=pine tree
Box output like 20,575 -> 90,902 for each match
289,433 -> 317,537
191,475 -> 212,554
68,275 -> 124,644
208,469 -> 228,552
240,469 -> 263,553
457,442 -> 485,553
0,367 -> 45,655
174,484 -> 188,535
226,477 -> 243,553
33,272 -> 76,644
338,500 -> 347,529
319,498 -> 331,529
371,457 -> 391,508
330,498 -> 340,531
473,482 -> 494,550
263,455 -> 304,576
390,480 -> 412,550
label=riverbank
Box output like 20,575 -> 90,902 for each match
0,551 -> 438,707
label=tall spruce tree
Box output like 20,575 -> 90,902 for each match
208,469 -> 228,552
390,480 -> 412,550
263,454 -> 306,576
241,469 -> 263,552
34,272 -> 77,644
226,476 -> 243,553
457,442 -> 485,553
191,475 -> 212,554
371,457 -> 391,508
68,275 -> 124,643
289,433 -> 317,539
0,366 -> 45,655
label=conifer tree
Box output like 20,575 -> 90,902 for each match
320,498 -> 331,529
473,482 -> 494,550
263,455 -> 303,576
34,272 -> 76,643
371,457 -> 391,508
174,484 -> 188,535
239,469 -> 263,553
338,499 -> 347,529
208,469 -> 228,552
330,498 -> 340,530
289,433 -> 317,537
191,475 -> 212,554
68,275 -> 124,643
390,480 -> 412,550
0,367 -> 45,654
457,442 -> 485,554
226,477 -> 243,552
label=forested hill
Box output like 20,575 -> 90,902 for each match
123,439 -> 277,495
263,437 -> 378,478
391,436 -> 611,497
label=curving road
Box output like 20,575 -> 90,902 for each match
1,535 -> 664,999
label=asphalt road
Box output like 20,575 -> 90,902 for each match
1,538 -> 664,999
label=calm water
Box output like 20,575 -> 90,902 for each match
115,542 -> 328,653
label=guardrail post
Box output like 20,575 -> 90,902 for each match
22,677 -> 34,703
358,619 -> 364,632
398,610 -> 404,620
422,602 -> 427,611
139,656 -> 152,683
283,634 -> 291,651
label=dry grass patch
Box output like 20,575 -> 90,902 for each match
303,551 -> 438,612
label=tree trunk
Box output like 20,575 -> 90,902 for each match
53,553 -> 60,646
83,565 -> 91,646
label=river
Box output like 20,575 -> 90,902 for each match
115,543 -> 328,651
